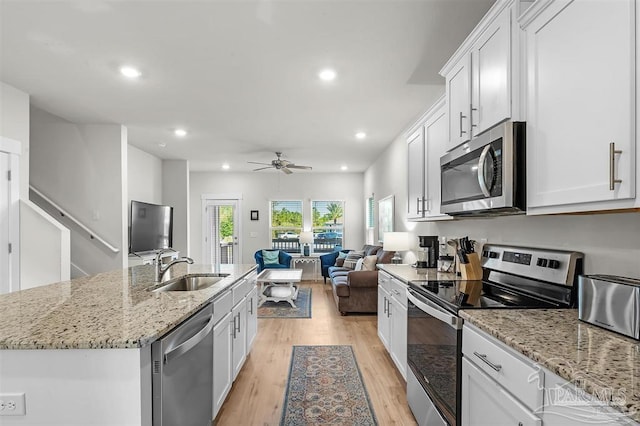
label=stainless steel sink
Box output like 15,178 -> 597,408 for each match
151,273 -> 230,292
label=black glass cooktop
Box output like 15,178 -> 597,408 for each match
408,279 -> 570,314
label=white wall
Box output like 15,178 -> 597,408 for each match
364,131 -> 640,277
128,145 -> 163,205
30,107 -> 127,275
0,82 -> 29,199
20,200 -> 70,288
190,171 -> 365,264
163,160 -> 190,257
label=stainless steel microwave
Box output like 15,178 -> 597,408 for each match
440,121 -> 526,216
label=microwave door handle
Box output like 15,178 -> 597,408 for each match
408,291 -> 461,329
477,145 -> 493,197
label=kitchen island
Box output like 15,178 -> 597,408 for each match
0,263 -> 257,425
461,309 -> 640,424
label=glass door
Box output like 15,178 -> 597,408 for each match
204,200 -> 240,266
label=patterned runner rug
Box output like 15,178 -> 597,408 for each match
258,287 -> 312,318
280,345 -> 378,425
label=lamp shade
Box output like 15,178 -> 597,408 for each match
383,232 -> 410,252
299,231 -> 314,245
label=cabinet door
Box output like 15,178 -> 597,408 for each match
446,54 -> 472,149
213,312 -> 233,419
377,285 -> 391,351
245,285 -> 258,351
461,357 -> 541,426
525,0 -> 635,208
423,103 -> 449,218
471,7 -> 511,135
231,299 -> 247,379
389,300 -> 407,380
407,128 -> 425,219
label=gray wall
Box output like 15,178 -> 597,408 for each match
30,106 -> 127,275
163,160 -> 190,257
128,145 -> 163,206
365,131 -> 640,277
190,171 -> 365,264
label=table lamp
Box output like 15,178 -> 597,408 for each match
383,232 -> 410,264
299,231 -> 313,256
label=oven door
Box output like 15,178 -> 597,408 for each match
407,289 -> 462,426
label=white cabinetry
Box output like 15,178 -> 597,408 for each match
406,96 -> 451,221
521,0 -> 637,213
245,272 -> 258,351
213,311 -> 232,418
377,271 -> 407,379
441,0 -> 524,150
461,324 -> 543,426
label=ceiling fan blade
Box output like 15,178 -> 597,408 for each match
286,164 -> 312,170
248,161 -> 272,166
253,166 -> 274,171
281,167 -> 293,175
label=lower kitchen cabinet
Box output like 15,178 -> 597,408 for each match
377,271 -> 407,380
461,357 -> 541,426
213,311 -> 233,418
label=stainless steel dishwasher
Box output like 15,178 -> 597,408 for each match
152,304 -> 214,426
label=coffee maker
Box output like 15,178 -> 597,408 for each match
416,235 -> 438,268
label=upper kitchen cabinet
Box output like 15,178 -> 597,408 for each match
521,0 -> 637,214
406,96 -> 451,221
441,0 -> 528,151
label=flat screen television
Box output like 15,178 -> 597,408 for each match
129,200 -> 173,253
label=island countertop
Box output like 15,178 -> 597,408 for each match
461,309 -> 640,423
0,264 -> 257,350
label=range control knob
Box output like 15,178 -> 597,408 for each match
547,259 -> 561,269
536,258 -> 548,267
482,250 -> 490,258
489,251 -> 499,259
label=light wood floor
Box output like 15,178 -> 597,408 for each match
214,281 -> 418,426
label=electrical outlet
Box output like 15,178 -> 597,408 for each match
0,393 -> 25,416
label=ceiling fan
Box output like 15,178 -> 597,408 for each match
248,152 -> 312,174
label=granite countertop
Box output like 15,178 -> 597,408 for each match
0,263 -> 257,350
461,309 -> 640,423
378,264 -> 458,284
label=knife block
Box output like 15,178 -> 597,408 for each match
460,253 -> 483,281
458,280 -> 482,306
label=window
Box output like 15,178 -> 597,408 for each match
312,200 -> 344,252
270,200 -> 303,253
365,196 -> 375,244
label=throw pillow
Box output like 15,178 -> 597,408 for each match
337,251 -> 349,259
262,250 -> 280,265
335,258 -> 345,267
334,251 -> 349,266
354,258 -> 365,271
343,250 -> 364,269
362,255 -> 378,271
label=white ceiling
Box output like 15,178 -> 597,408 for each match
0,0 -> 494,173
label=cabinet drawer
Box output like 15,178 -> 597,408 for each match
463,325 -> 543,410
388,278 -> 407,308
213,290 -> 233,324
378,271 -> 391,289
232,278 -> 252,305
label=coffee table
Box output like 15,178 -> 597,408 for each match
256,269 -> 303,308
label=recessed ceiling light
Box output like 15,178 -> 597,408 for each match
318,68 -> 337,81
355,132 -> 367,140
174,128 -> 187,137
222,163 -> 230,170
341,165 -> 348,171
120,66 -> 141,79
158,142 -> 166,148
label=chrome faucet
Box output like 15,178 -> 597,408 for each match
154,248 -> 194,282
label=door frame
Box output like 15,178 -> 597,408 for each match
1,137 -> 21,294
201,193 -> 243,265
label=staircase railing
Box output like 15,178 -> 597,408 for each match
29,185 -> 120,254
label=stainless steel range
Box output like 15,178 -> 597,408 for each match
406,244 -> 584,426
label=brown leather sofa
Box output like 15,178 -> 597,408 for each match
325,245 -> 395,315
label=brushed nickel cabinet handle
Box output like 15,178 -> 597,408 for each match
473,351 -> 502,372
470,106 -> 478,129
416,197 -> 422,215
459,111 -> 467,137
609,142 -> 622,190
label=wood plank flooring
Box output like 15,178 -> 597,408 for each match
214,281 -> 418,426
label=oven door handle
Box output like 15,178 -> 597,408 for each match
408,291 -> 462,329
